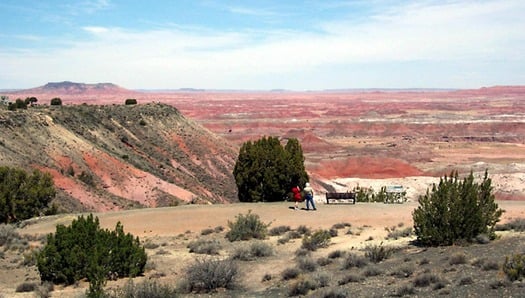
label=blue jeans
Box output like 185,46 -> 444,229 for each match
306,194 -> 316,210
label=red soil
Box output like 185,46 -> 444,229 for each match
311,157 -> 424,179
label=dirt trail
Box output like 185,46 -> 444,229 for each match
21,201 -> 525,238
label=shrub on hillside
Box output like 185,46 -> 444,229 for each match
225,210 -> 269,241
36,214 -> 147,286
413,170 -> 503,246
0,166 -> 57,223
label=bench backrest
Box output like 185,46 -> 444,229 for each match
326,192 -> 356,200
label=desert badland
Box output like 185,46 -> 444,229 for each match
1,83 -> 525,297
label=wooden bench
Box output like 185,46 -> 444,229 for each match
325,192 -> 356,204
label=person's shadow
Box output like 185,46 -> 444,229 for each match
288,207 -> 308,210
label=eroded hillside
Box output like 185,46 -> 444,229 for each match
0,103 -> 238,212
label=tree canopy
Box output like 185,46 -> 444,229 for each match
233,136 -> 308,202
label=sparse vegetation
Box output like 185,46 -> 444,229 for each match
108,279 -> 177,298
301,229 -> 331,251
269,225 -> 291,236
281,267 -> 300,280
187,238 -> 222,255
338,274 -> 364,285
364,242 -> 396,263
413,272 -> 441,287
200,228 -> 215,235
503,253 -> 525,281
448,252 -> 467,265
288,278 -> 317,296
225,210 -> 269,241
15,281 -> 37,293
232,241 -> 273,261
298,257 -> 318,272
342,253 -> 368,269
385,225 -> 413,240
181,257 -> 239,293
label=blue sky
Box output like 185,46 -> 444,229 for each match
1,0 -> 524,90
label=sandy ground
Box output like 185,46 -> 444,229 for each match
21,200 -> 525,240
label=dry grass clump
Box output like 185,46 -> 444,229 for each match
412,272 -> 442,288
297,257 -> 318,272
301,229 -> 331,251
281,267 -> 300,281
108,279 -> 177,298
390,265 -> 414,278
457,276 -> 474,286
296,225 -> 311,235
187,239 -> 222,255
317,288 -> 348,298
385,224 -> 413,240
288,278 -> 318,296
0,224 -> 30,252
295,248 -> 311,257
448,252 -> 468,265
232,241 -> 273,261
362,266 -> 383,277
269,225 -> 291,236
328,249 -> 345,259
342,253 -> 368,269
143,240 -> 160,250
316,257 -> 332,267
331,222 -> 351,230
15,281 -> 38,293
338,274 -> 364,285
392,284 -> 415,297
180,257 -> 239,293
363,242 -> 396,263
200,228 -> 215,236
314,272 -> 331,288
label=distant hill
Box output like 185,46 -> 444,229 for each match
0,103 -> 238,212
21,81 -> 134,95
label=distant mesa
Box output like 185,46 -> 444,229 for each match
14,81 -> 135,95
42,81 -> 118,90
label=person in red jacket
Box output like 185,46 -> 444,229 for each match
291,185 -> 302,210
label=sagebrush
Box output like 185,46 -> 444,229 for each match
225,210 -> 269,241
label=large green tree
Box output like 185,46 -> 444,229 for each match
0,166 -> 56,223
233,136 -> 308,202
